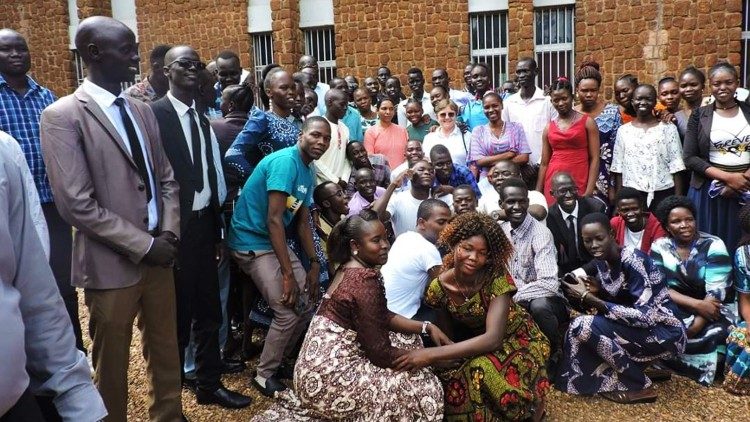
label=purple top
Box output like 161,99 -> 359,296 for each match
347,186 -> 386,216
469,121 -> 530,178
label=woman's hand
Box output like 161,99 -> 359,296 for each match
582,275 -> 601,297
723,172 -> 750,192
427,324 -> 454,347
561,274 -> 587,300
694,296 -> 721,321
393,349 -> 433,371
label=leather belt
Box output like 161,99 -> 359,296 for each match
192,207 -> 210,219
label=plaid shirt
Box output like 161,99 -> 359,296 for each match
448,163 -> 481,198
0,75 -> 57,203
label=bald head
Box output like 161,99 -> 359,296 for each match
74,16 -> 139,85
164,45 -> 198,66
298,55 -> 317,70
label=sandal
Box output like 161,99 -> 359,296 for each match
599,388 -> 658,404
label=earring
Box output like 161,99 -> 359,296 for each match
353,250 -> 359,256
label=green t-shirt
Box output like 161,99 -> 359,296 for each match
228,146 -> 314,251
406,118 -> 439,142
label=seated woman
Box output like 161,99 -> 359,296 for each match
650,195 -> 737,385
252,211 -> 448,421
726,204 -> 750,395
394,212 -> 550,421
557,213 -> 686,404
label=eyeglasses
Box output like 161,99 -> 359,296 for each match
166,59 -> 206,71
553,187 -> 578,195
438,112 -> 456,118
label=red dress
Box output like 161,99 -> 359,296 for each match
543,114 -> 590,205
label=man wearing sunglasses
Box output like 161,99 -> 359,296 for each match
151,45 -> 251,410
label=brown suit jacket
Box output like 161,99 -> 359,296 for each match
40,86 -> 180,290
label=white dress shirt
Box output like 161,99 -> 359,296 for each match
559,202 -> 580,247
82,79 -> 158,230
502,87 -> 558,164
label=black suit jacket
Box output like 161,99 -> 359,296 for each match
683,101 -> 750,189
150,96 -> 222,240
546,197 -> 606,276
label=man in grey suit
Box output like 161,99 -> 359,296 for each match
40,16 -> 183,422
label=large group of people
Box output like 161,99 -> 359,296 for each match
2,14 -> 750,422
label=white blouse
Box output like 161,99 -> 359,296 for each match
422,125 -> 469,166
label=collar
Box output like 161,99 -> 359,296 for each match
0,74 -> 40,92
167,91 -> 197,117
436,124 -> 462,138
507,86 -> 546,104
224,110 -> 249,120
510,213 -> 534,237
82,78 -> 124,109
559,201 -> 579,221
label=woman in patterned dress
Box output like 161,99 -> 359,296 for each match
650,195 -> 737,385
394,212 -> 551,421
574,60 -> 622,206
253,211 -> 448,421
556,213 -> 686,404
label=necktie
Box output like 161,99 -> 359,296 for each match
113,97 -> 152,202
566,215 -> 577,250
188,108 -> 204,193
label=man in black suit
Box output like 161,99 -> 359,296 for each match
150,45 -> 251,409
546,172 -> 606,276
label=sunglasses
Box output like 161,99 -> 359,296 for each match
438,112 -> 456,118
166,59 -> 206,71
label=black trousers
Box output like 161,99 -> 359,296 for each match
1,389 -> 44,422
41,203 -> 84,353
173,211 -> 223,391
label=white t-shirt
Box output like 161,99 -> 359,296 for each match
477,189 -> 548,223
387,191 -> 425,237
624,227 -> 645,250
709,110 -> 750,170
423,125 -> 468,165
382,231 -> 443,318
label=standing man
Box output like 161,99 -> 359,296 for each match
40,16 -> 182,421
502,58 -> 558,164
124,44 -> 171,103
460,63 -> 492,131
364,76 -> 380,105
431,67 -> 473,109
397,67 -> 436,127
299,55 -> 329,115
150,46 -> 250,409
328,77 -> 363,142
316,88 -> 352,185
0,29 -> 84,353
229,116 -> 330,397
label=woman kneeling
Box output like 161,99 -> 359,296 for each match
556,213 -> 686,404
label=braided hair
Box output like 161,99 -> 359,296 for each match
574,59 -> 602,87
548,76 -> 573,96
437,212 -> 513,286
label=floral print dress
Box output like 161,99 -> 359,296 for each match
425,276 -> 550,421
593,103 -> 621,204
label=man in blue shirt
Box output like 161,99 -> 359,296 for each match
329,77 -> 363,142
460,62 -> 492,131
229,116 -> 330,397
429,144 -> 482,198
0,29 -> 84,353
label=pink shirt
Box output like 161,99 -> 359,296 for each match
364,123 -> 409,168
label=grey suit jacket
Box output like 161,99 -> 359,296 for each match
40,86 -> 180,290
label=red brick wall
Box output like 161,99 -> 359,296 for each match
0,0 -> 73,96
270,0 -> 301,69
135,0 -> 251,77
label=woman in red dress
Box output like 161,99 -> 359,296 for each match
537,77 -> 601,205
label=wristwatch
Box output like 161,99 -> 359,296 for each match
421,321 -> 432,335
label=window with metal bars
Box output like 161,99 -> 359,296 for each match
742,0 -> 750,86
251,33 -> 274,109
534,5 -> 575,89
303,26 -> 337,84
469,11 -> 509,89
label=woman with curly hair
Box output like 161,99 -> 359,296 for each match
557,213 -> 685,404
394,212 -> 551,421
650,195 -> 736,385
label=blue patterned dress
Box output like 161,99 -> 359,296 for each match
725,245 -> 750,395
650,233 -> 737,385
225,111 -> 331,327
593,103 -> 622,205
555,247 -> 686,395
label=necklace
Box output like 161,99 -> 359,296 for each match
453,271 -> 477,302
490,120 -> 505,138
714,101 -> 739,111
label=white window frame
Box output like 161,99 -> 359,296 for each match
742,0 -> 750,86
533,4 -> 575,89
73,50 -> 85,86
469,10 -> 510,89
251,33 -> 274,109
303,27 -> 337,84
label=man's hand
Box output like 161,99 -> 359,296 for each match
433,184 -> 453,197
280,273 -> 299,308
143,233 -> 178,267
306,262 -> 321,303
338,179 -> 349,191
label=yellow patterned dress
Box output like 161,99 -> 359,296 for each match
425,276 -> 551,421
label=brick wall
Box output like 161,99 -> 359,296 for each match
1,1 -> 747,97
135,0 -> 251,78
0,0 -> 72,96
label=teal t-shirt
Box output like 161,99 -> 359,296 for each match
406,118 -> 438,142
228,146 -> 314,251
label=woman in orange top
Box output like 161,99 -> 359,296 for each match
364,98 -> 409,168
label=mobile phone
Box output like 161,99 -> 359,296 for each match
562,273 -> 578,284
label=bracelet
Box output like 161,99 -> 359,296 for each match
580,291 -> 590,306
421,321 -> 432,335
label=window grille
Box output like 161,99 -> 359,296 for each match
303,26 -> 336,84
252,32 -> 274,109
534,5 -> 575,89
470,11 -> 509,88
